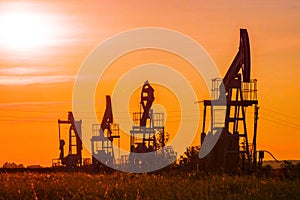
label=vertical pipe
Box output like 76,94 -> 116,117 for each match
234,88 -> 240,133
162,127 -> 165,148
253,105 -> 259,166
201,104 -> 207,145
58,121 -> 61,145
211,105 -> 214,132
202,105 -> 207,133
118,137 -> 120,162
91,139 -> 94,164
225,89 -> 232,130
69,126 -> 72,154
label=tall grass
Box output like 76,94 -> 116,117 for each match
0,172 -> 299,200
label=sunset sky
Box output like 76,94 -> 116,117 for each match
0,0 -> 299,166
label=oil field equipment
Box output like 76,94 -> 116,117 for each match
200,29 -> 259,172
91,95 -> 120,169
129,81 -> 165,169
53,112 -> 83,169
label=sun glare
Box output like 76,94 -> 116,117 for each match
0,12 -> 55,51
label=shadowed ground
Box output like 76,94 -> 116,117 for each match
0,172 -> 299,200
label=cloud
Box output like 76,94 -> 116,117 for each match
0,67 -> 74,85
0,101 -> 70,107
0,67 -> 58,75
0,75 -> 74,85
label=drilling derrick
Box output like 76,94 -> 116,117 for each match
129,81 -> 165,169
200,29 -> 259,172
91,95 -> 120,169
53,112 -> 83,169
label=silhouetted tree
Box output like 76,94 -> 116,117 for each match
2,162 -> 25,168
154,130 -> 178,168
155,129 -> 169,149
179,146 -> 200,170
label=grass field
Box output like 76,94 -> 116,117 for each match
0,171 -> 299,200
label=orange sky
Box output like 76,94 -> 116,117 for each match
0,0 -> 299,166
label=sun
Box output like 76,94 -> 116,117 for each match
0,11 -> 55,51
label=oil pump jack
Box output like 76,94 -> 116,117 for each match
90,95 -> 120,169
200,29 -> 259,171
53,112 -> 83,169
129,81 -> 165,168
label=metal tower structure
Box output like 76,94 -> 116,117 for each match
53,112 -> 83,169
200,29 -> 259,171
91,95 -> 120,169
129,81 -> 165,168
